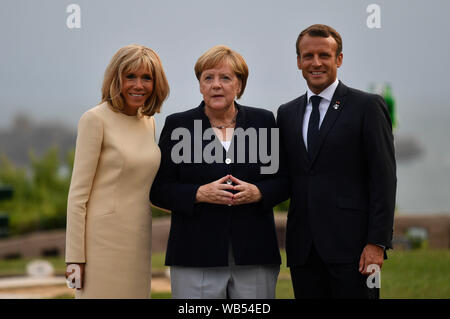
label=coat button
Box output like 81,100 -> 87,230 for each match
226,179 -> 232,185
225,158 -> 232,164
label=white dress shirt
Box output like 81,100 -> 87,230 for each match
302,78 -> 339,150
221,140 -> 231,152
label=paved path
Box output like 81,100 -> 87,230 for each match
0,276 -> 66,289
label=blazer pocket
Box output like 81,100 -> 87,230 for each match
91,210 -> 115,220
337,197 -> 368,212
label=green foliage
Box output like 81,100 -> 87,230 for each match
0,146 -> 175,235
405,228 -> 429,250
0,148 -> 74,235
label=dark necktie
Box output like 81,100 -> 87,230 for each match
307,95 -> 322,156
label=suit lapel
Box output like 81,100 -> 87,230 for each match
292,94 -> 309,165
226,102 -> 245,159
309,81 -> 349,166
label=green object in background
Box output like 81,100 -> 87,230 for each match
383,84 -> 396,128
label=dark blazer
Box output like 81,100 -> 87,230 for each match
277,81 -> 396,266
150,101 -> 289,267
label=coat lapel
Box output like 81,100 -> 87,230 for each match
309,81 -> 349,166
226,102 -> 246,159
292,94 -> 309,165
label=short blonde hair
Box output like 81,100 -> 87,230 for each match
101,44 -> 169,116
194,45 -> 248,99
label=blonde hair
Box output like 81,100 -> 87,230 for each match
101,44 -> 169,116
194,45 -> 248,99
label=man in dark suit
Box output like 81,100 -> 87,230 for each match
277,24 -> 396,298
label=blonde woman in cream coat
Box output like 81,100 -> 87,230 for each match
65,44 -> 169,298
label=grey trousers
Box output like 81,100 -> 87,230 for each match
170,246 -> 280,299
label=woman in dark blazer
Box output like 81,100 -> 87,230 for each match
150,45 -> 288,299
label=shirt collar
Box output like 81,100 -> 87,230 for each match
307,78 -> 339,103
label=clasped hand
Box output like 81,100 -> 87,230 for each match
195,175 -> 262,206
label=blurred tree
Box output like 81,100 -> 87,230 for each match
0,148 -> 74,235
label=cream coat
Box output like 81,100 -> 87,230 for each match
65,102 -> 161,298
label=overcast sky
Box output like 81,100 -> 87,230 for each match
1,0 -> 449,131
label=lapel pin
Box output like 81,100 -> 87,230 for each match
333,101 -> 341,110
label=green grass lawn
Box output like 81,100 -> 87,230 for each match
277,249 -> 450,299
381,249 -> 450,298
0,249 -> 448,299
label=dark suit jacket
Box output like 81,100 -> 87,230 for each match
150,101 -> 289,267
277,81 -> 396,266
